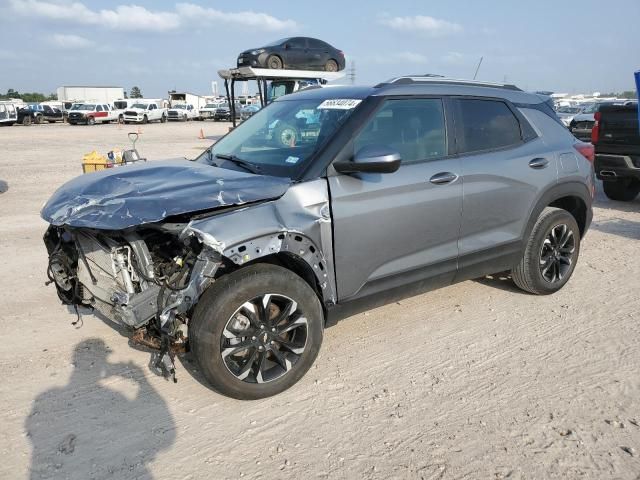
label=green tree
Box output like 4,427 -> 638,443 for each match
130,86 -> 143,98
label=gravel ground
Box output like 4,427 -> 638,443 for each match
0,121 -> 639,480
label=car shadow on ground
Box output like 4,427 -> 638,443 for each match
0,179 -> 8,194
25,338 -> 175,480
590,217 -> 640,240
472,271 -> 529,294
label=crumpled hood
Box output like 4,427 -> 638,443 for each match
41,159 -> 291,229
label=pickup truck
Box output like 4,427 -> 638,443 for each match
41,105 -> 64,123
124,102 -> 167,124
593,103 -> 640,201
167,104 -> 199,121
67,104 -> 120,125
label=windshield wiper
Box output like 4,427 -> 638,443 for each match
214,154 -> 261,174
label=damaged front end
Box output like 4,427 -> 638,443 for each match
44,222 -> 224,381
41,159 -> 335,384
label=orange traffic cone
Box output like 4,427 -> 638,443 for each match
198,128 -> 205,140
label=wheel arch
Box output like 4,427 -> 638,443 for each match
215,231 -> 334,308
523,181 -> 592,243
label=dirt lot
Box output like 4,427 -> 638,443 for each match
1,121 -> 639,480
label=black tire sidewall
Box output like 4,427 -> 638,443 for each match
603,179 -> 640,202
190,264 -> 324,400
326,60 -> 338,72
526,209 -> 581,294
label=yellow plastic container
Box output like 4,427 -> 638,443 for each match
81,150 -> 124,173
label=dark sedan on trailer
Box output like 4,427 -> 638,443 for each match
237,37 -> 345,72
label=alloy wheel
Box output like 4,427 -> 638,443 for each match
539,224 -> 575,283
221,294 -> 308,384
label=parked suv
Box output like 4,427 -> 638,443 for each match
42,77 -> 594,399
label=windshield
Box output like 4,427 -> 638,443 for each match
131,103 -> 148,109
204,104 -> 217,108
264,38 -> 289,47
196,97 -> 361,178
77,104 -> 96,111
580,103 -> 598,114
173,104 -> 187,109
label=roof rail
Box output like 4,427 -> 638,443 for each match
375,75 -> 522,91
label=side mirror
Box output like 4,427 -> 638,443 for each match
284,43 -> 290,50
334,145 -> 402,174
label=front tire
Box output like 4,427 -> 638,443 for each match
512,207 -> 580,295
190,264 -> 324,400
87,116 -> 95,125
602,179 -> 640,202
142,115 -> 148,124
267,55 -> 283,69
160,114 -> 167,123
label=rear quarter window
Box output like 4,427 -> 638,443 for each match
455,99 -> 523,153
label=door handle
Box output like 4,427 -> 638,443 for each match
429,172 -> 458,185
528,157 -> 549,169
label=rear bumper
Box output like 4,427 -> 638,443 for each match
595,154 -> 640,181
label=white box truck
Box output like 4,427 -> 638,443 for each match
168,92 -> 207,120
56,86 -> 125,105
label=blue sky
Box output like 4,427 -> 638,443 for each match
1,0 -> 638,97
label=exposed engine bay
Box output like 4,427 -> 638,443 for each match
44,223 -> 223,381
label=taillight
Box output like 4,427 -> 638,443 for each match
574,142 -> 594,163
591,111 -> 601,144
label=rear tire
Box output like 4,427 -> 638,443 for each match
325,59 -> 338,72
511,207 -> 580,295
267,55 -> 283,69
602,179 -> 640,202
34,115 -> 42,125
190,264 -> 324,400
160,114 -> 167,123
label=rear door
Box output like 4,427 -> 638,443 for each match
307,39 -> 328,68
329,97 -> 462,301
452,97 -> 557,279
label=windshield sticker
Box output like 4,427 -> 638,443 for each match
285,156 -> 299,164
317,99 -> 362,110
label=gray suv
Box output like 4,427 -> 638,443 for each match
42,77 -> 594,399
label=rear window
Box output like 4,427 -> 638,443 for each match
455,99 -> 522,153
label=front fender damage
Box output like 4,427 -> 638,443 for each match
43,179 -> 335,383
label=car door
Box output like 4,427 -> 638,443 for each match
451,97 -> 558,280
283,37 -> 308,68
306,39 -> 327,68
329,97 -> 462,301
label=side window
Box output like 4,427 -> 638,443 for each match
96,105 -> 103,112
455,99 -> 522,153
308,39 -> 324,49
0,104 -> 6,113
354,98 -> 447,164
288,37 -> 306,48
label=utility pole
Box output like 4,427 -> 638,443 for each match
473,56 -> 483,80
348,60 -> 356,85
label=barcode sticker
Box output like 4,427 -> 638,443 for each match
317,99 -> 362,110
